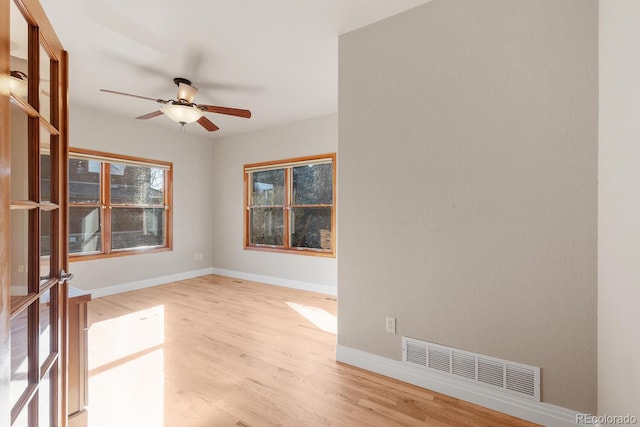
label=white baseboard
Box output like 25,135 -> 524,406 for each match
210,267 -> 337,296
89,268 -> 214,298
88,267 -> 337,298
336,344 -> 585,427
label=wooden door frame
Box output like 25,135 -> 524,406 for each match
1,0 -> 13,425
1,0 -> 68,425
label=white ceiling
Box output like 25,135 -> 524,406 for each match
35,0 -> 429,138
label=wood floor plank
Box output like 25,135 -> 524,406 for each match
85,275 -> 540,427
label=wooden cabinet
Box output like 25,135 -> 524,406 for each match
68,287 -> 91,427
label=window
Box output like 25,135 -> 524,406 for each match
68,148 -> 172,260
244,153 -> 335,256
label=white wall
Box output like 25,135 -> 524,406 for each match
67,106 -> 215,294
210,114 -> 338,295
338,0 -> 597,413
598,0 -> 640,419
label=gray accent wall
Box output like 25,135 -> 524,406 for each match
338,0 -> 597,413
598,0 -> 640,418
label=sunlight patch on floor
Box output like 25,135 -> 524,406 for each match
89,305 -> 165,371
286,301 -> 337,334
87,305 -> 165,427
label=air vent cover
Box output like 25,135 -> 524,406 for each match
402,337 -> 540,401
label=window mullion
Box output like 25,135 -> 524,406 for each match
103,162 -> 111,254
289,203 -> 333,208
244,172 -> 249,248
283,167 -> 291,250
164,167 -> 172,249
164,168 -> 169,213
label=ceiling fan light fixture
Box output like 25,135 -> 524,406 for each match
10,70 -> 28,97
161,103 -> 203,124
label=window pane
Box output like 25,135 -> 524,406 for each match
69,207 -> 102,254
11,309 -> 29,408
10,104 -> 28,201
40,151 -> 51,203
12,404 -> 29,427
111,207 -> 165,250
290,207 -> 332,250
40,210 -> 51,280
250,207 -> 284,246
69,158 -> 101,203
39,368 -> 53,427
292,163 -> 332,205
110,164 -> 165,205
11,210 -> 29,297
251,169 -> 284,206
39,44 -> 52,123
40,288 -> 53,368
9,0 -> 29,102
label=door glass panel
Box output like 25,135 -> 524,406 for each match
12,404 -> 29,427
11,209 -> 29,298
39,45 -> 52,123
40,210 -> 51,280
10,309 -> 29,408
69,207 -> 102,254
39,288 -> 53,367
39,368 -> 53,427
9,0 -> 29,101
69,158 -> 101,203
10,104 -> 29,202
40,129 -> 52,203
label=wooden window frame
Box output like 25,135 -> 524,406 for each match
68,148 -> 173,262
244,153 -> 336,257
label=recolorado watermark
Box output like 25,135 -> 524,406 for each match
576,413 -> 638,425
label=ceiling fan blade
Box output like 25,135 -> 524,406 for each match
136,110 -> 164,120
197,116 -> 220,132
177,82 -> 198,103
199,105 -> 252,118
100,89 -> 164,103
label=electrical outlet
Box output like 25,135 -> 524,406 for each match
385,317 -> 396,334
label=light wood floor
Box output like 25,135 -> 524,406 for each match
85,275 -> 540,427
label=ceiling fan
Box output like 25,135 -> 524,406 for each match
100,77 -> 251,132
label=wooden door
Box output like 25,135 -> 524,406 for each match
1,0 -> 69,426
